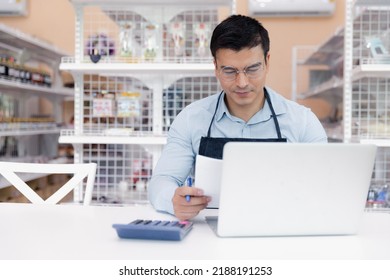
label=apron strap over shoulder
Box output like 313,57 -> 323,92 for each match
206,91 -> 224,137
199,88 -> 287,160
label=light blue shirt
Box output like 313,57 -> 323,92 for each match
148,87 -> 328,214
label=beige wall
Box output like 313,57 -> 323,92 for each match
236,0 -> 345,118
0,0 -> 346,118
0,0 -> 75,54
242,1 -> 345,96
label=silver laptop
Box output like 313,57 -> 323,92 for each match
206,142 -> 377,237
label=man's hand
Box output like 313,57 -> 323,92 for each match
172,186 -> 211,221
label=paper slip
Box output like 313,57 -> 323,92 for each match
194,154 -> 222,208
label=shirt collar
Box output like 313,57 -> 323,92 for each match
215,88 -> 287,123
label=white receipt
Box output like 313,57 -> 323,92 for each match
194,154 -> 222,208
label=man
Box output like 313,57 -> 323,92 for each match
148,14 -> 327,220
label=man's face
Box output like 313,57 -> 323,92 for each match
214,46 -> 270,118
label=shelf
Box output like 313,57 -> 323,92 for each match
0,128 -> 62,137
83,155 -> 123,161
303,28 -> 344,66
0,23 -> 68,61
59,135 -> 166,145
60,59 -> 215,75
359,139 -> 390,147
0,78 -> 73,98
352,64 -> 390,80
298,76 -> 343,101
0,20 -> 74,193
59,130 -> 166,145
355,0 -> 390,6
70,0 -> 232,6
303,8 -> 390,68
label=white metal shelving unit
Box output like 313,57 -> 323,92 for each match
0,24 -> 73,189
344,0 -> 390,143
344,0 -> 390,209
60,0 -> 234,204
294,0 -> 390,209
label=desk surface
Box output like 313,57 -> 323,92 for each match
1,203 -> 389,260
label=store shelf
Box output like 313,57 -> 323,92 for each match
59,130 -> 166,145
0,23 -> 73,166
60,60 -> 215,75
344,0 -> 390,209
302,28 -> 344,66
292,28 -> 344,117
0,23 -> 68,61
0,128 -> 62,137
352,64 -> 390,80
0,78 -> 73,98
360,139 -> 390,147
71,0 -> 232,5
298,76 -> 343,100
346,3 -> 390,140
355,0 -> 390,6
294,1 -> 390,210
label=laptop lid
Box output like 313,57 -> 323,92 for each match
214,142 -> 377,237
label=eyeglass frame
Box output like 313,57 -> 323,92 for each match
217,62 -> 265,81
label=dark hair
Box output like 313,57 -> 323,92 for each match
210,14 -> 270,62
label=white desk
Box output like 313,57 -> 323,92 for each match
1,203 -> 389,260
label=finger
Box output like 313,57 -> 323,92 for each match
173,198 -> 208,219
175,211 -> 199,221
174,203 -> 206,220
181,195 -> 210,207
176,186 -> 204,198
175,200 -> 211,220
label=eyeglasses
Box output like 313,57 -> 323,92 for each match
219,62 -> 264,81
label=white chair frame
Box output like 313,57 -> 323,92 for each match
0,162 -> 97,205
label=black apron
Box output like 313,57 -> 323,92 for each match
198,89 -> 287,159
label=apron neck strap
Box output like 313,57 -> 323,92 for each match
207,91 -> 223,137
264,89 -> 283,139
207,89 -> 283,139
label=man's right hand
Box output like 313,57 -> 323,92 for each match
172,186 -> 211,221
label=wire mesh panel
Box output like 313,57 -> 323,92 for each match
163,76 -> 220,131
351,77 -> 390,138
83,74 -> 153,134
79,73 -> 153,203
81,74 -> 219,202
346,2 -> 390,210
163,10 -> 218,61
350,7 -> 390,139
353,8 -> 390,65
82,5 -> 222,63
83,142 -> 151,204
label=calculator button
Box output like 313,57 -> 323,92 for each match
151,220 -> 161,226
